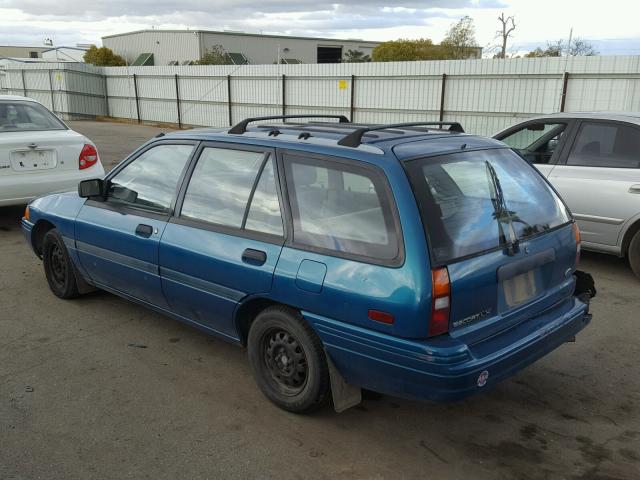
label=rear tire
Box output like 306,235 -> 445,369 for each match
629,230 -> 640,280
42,229 -> 80,299
247,306 -> 330,413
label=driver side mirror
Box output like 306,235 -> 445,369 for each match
78,179 -> 106,199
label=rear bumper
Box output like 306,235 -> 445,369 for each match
306,296 -> 591,402
0,164 -> 104,207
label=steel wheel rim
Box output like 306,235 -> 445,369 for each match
262,328 -> 308,396
49,242 -> 66,288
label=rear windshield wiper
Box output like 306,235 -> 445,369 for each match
485,161 -> 520,256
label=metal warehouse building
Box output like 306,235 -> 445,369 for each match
102,29 -> 380,66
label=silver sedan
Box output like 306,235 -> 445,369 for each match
0,96 -> 104,207
494,112 -> 640,279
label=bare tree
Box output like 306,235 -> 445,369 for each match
569,38 -> 598,56
524,38 -> 599,57
496,13 -> 516,59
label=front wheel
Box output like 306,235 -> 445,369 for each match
247,306 -> 330,413
42,229 -> 80,299
629,230 -> 640,280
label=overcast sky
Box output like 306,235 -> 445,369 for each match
2,0 -> 640,55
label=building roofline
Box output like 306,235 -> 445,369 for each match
102,29 -> 381,45
42,46 -> 89,53
0,45 -> 48,49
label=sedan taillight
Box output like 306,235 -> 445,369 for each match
79,144 -> 98,170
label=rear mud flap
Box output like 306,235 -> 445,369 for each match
325,351 -> 362,413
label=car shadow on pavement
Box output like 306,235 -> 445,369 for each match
0,205 -> 26,231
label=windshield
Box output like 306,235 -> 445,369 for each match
0,101 -> 66,132
405,148 -> 570,265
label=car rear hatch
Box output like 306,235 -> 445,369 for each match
404,147 -> 578,344
0,130 -> 85,176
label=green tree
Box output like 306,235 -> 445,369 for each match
372,39 -> 446,62
83,45 -> 126,66
441,16 -> 479,59
525,41 -> 562,57
198,45 -> 234,65
343,49 -> 371,63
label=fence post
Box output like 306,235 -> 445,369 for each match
560,71 -> 569,112
439,73 -> 447,122
175,74 -> 182,129
21,69 -> 27,97
133,73 -> 141,124
227,74 -> 233,126
103,74 -> 110,118
48,70 -> 55,113
350,75 -> 356,122
282,74 -> 286,117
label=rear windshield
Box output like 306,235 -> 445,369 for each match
0,101 -> 66,132
405,148 -> 570,264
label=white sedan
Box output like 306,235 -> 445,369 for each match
0,96 -> 104,206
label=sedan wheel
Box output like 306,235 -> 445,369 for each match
629,230 -> 640,280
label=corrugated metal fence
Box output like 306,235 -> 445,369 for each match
2,56 -> 640,136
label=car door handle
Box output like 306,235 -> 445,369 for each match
630,184 -> 640,194
135,224 -> 154,238
242,248 -> 267,265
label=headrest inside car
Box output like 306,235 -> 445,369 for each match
293,164 -> 318,186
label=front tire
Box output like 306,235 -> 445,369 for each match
42,229 -> 80,299
629,230 -> 640,280
247,306 -> 330,413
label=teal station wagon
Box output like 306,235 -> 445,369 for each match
22,116 -> 596,413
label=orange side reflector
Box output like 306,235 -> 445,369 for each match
572,222 -> 581,244
24,206 -> 30,222
573,222 -> 581,266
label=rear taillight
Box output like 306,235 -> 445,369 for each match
79,144 -> 98,170
573,222 -> 581,266
429,267 -> 451,337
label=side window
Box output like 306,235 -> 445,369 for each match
500,122 -> 566,164
180,147 -> 284,236
181,147 -> 264,228
107,144 -> 194,214
567,122 -> 640,168
245,160 -> 284,235
285,156 -> 400,262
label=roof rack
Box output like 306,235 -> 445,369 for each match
228,115 -> 350,134
337,122 -> 464,148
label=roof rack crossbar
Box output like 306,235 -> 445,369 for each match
337,122 -> 464,148
229,114 -> 350,134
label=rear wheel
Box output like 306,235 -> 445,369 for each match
42,229 -> 80,299
247,306 -> 330,413
629,230 -> 640,280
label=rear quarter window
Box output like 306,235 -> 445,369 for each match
284,154 -> 402,265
